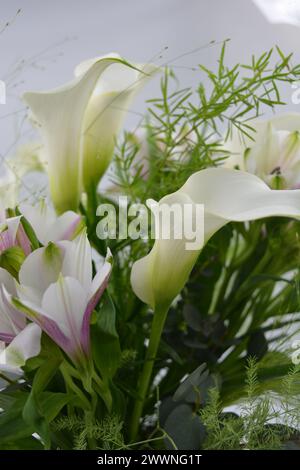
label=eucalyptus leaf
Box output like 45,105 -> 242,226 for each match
164,404 -> 206,450
173,364 -> 209,404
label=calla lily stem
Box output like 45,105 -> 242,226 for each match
129,305 -> 169,442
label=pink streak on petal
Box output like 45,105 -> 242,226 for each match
61,214 -> 81,240
0,229 -> 15,252
0,332 -> 15,343
16,224 -> 32,256
80,269 -> 111,355
37,314 -> 76,359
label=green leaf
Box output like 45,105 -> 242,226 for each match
0,395 -> 34,445
18,213 -> 40,250
164,404 -> 206,450
30,356 -> 62,395
173,364 -> 209,404
39,392 -> 70,422
22,357 -> 62,449
23,392 -> 50,449
0,246 -> 25,278
91,292 -> 121,380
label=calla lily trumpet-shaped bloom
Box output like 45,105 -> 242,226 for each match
23,54 -> 157,213
0,214 -> 31,256
75,55 -> 157,192
131,167 -> 300,310
19,200 -> 82,245
224,113 -> 300,189
0,323 -> 41,388
6,232 -> 112,365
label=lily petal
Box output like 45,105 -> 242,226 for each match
75,55 -> 158,190
20,201 -> 81,244
23,56 -> 135,213
41,276 -> 88,360
81,249 -> 112,354
131,168 -> 300,310
19,243 -> 63,295
4,322 -> 41,367
0,269 -> 26,341
61,232 -> 92,293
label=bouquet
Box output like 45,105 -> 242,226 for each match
1,45 -> 300,451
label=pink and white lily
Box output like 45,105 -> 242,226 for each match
6,232 -> 112,366
0,323 -> 41,388
19,200 -> 82,245
0,213 -> 31,256
0,267 -> 41,387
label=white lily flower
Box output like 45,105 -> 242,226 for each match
224,113 -> 300,189
0,214 -> 31,256
19,200 -> 82,245
0,323 -> 41,388
0,266 -> 41,387
6,232 -> 112,366
23,54 -> 157,213
0,267 -> 26,343
131,167 -> 300,310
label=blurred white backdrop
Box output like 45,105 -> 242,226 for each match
1,0 -> 300,171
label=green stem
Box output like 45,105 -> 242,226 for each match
86,183 -> 98,231
129,305 -> 169,442
60,364 -> 91,410
84,409 -> 97,450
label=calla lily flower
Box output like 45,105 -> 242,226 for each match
23,54 -> 157,213
0,323 -> 41,388
131,167 -> 300,310
224,113 -> 300,189
19,200 -> 82,245
7,232 -> 112,366
75,55 -> 157,192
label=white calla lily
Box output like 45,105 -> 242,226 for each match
131,167 -> 300,310
224,113 -> 300,189
7,232 -> 112,365
75,55 -> 157,192
23,54 -> 157,213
